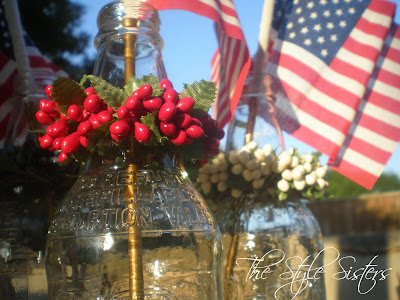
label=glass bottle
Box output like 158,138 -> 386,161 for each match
205,71 -> 327,299
45,2 -> 222,299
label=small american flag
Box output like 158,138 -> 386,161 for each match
265,0 -> 399,189
145,0 -> 251,128
0,0 -> 67,148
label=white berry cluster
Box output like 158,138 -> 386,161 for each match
274,149 -> 328,200
196,142 -> 328,201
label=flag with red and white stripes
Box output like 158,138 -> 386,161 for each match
145,0 -> 251,128
329,23 -> 400,189
265,0 -> 399,189
0,0 -> 67,147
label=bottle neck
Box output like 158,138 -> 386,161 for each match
93,1 -> 166,87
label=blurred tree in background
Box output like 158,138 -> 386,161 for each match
326,171 -> 400,199
17,0 -> 94,79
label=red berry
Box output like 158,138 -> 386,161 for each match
204,136 -> 220,149
191,118 -> 202,127
67,104 -> 83,122
138,84 -> 153,100
159,122 -> 177,136
79,135 -> 89,148
132,89 -> 139,97
176,97 -> 195,113
58,113 -> 68,120
173,113 -> 192,129
203,119 -> 218,130
107,106 -> 115,114
142,97 -> 162,111
83,94 -> 101,113
134,122 -> 151,143
36,111 -> 54,125
77,121 -> 93,136
61,133 -> 80,154
162,88 -> 178,103
214,127 -> 225,140
89,114 -> 102,129
58,152 -> 68,164
125,95 -> 141,111
160,78 -> 173,90
111,133 -> 127,143
185,136 -> 194,144
40,134 -> 54,149
45,85 -> 53,100
110,120 -> 130,137
82,110 -> 91,121
48,119 -> 68,138
170,130 -> 187,145
84,87 -> 95,95
186,125 -> 204,139
53,138 -> 63,150
97,110 -> 113,124
117,106 -> 131,121
205,148 -> 220,156
40,99 -> 57,114
158,102 -> 176,122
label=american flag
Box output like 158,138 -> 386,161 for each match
265,0 -> 400,189
145,0 -> 251,128
0,0 -> 67,148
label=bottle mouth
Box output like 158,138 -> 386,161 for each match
95,1 -> 162,50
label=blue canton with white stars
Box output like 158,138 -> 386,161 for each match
0,0 -> 15,59
272,0 -> 371,64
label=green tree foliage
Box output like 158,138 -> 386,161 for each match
17,0 -> 94,79
326,170 -> 400,199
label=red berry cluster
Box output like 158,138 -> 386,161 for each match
36,85 -> 116,163
36,78 -> 225,163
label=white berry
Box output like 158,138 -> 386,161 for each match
231,164 -> 243,175
219,172 -> 229,182
238,150 -> 250,165
252,178 -> 265,189
210,174 -> 220,183
294,180 -> 306,191
201,182 -> 212,194
316,166 -> 327,178
246,159 -> 258,171
243,169 -> 253,182
277,179 -> 290,192
260,162 -> 271,175
282,169 -> 293,181
228,150 -> 240,164
305,173 -> 317,185
251,169 -> 262,180
263,144 -> 273,155
231,189 -> 242,198
291,156 -> 300,168
217,181 -> 228,192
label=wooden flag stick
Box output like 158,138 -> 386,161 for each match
123,12 -> 145,299
245,0 -> 275,144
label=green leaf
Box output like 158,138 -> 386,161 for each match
126,74 -> 163,97
52,77 -> 86,114
180,139 -> 205,163
88,122 -> 112,154
180,80 -> 216,112
86,75 -> 127,109
140,111 -> 167,145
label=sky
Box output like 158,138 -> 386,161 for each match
71,0 -> 400,177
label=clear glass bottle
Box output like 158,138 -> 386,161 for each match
45,2 -> 222,299
216,194 -> 326,300
208,71 -> 326,299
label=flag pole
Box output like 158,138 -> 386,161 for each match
245,0 -> 275,144
3,0 -> 34,91
122,2 -> 145,297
